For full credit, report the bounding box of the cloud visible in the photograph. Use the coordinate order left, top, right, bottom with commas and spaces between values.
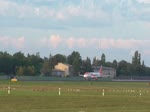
67, 5, 81, 16
1, 35, 150, 66
66, 37, 75, 48
12, 37, 25, 49
0, 36, 25, 49
137, 0, 150, 4
1, 0, 150, 29
0, 0, 110, 21
41, 35, 62, 49
40, 35, 150, 53
49, 35, 62, 48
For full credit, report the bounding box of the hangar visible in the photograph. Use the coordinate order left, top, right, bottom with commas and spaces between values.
92, 66, 116, 78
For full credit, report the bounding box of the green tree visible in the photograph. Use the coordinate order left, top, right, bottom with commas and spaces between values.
145, 67, 150, 76
105, 62, 113, 67
112, 60, 117, 68
132, 51, 141, 65
142, 61, 145, 66
135, 65, 145, 76
92, 57, 100, 66
117, 60, 130, 76
67, 51, 82, 76
13, 51, 26, 66
16, 66, 24, 76
49, 54, 67, 69
41, 57, 52, 76
101, 53, 106, 65
26, 53, 43, 75
81, 57, 93, 74
0, 52, 13, 75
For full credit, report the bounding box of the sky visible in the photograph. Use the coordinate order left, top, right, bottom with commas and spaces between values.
0, 0, 150, 66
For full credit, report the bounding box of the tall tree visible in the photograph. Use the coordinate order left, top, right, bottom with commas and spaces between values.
81, 57, 93, 74
132, 51, 141, 65
142, 61, 145, 66
41, 58, 52, 76
67, 51, 82, 76
101, 53, 106, 65
0, 52, 13, 75
13, 51, 26, 66
27, 53, 43, 75
92, 57, 100, 66
117, 60, 130, 76
112, 60, 118, 68
49, 54, 66, 69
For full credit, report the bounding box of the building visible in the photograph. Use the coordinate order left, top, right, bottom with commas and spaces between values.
52, 63, 73, 77
92, 66, 116, 78
51, 69, 65, 77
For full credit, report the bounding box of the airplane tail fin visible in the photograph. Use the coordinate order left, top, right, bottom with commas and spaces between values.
99, 65, 102, 75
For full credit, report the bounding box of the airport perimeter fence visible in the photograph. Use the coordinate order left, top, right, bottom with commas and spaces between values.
0, 76, 82, 81
1, 75, 150, 81
114, 76, 150, 80
0, 75, 112, 81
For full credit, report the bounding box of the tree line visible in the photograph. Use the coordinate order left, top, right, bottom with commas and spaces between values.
0, 51, 150, 77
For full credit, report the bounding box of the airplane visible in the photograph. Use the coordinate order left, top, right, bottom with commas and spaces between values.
80, 65, 109, 80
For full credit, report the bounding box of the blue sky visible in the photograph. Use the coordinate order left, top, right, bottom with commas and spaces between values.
0, 0, 150, 66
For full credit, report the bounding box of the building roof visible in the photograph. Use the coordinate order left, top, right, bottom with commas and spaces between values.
61, 63, 72, 67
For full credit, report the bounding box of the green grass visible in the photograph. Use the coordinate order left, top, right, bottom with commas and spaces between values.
0, 81, 150, 112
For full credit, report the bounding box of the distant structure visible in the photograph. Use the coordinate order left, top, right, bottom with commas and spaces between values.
52, 63, 73, 77
11, 77, 18, 82
92, 66, 116, 78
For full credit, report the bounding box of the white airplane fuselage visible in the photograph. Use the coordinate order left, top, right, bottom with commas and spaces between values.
83, 72, 101, 80
81, 66, 110, 80
83, 72, 110, 80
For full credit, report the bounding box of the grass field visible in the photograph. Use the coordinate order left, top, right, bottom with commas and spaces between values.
0, 81, 150, 112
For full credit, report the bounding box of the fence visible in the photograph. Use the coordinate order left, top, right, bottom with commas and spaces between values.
0, 75, 112, 81
114, 76, 150, 80
0, 75, 83, 81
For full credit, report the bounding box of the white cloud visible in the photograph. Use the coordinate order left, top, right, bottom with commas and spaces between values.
2, 0, 150, 28
41, 35, 62, 49
1, 35, 150, 65
55, 11, 67, 20
49, 35, 62, 48
67, 6, 81, 16
12, 37, 25, 49
40, 35, 150, 53
0, 0, 150, 23
0, 36, 9, 46
0, 36, 25, 49
0, 1, 11, 15
0, 0, 110, 21
137, 0, 150, 4
76, 38, 87, 48
66, 37, 75, 48
34, 8, 40, 16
